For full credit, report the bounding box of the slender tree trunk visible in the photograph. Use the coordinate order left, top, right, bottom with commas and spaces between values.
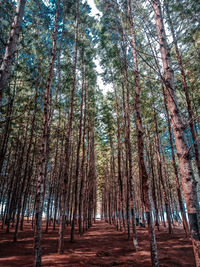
121, 55, 138, 245
13, 110, 31, 242
121, 81, 130, 239
163, 87, 189, 235
127, 0, 159, 264
70, 63, 84, 242
152, 1, 200, 264
34, 1, 60, 266
0, 0, 26, 104
78, 78, 87, 235
45, 182, 53, 234
164, 0, 200, 177
148, 141, 160, 230
151, 89, 173, 234
0, 94, 14, 173
58, 0, 79, 254
87, 128, 96, 229
113, 81, 126, 233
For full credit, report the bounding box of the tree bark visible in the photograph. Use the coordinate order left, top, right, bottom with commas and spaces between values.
113, 81, 126, 233
152, 0, 200, 264
70, 63, 85, 242
164, 0, 200, 178
0, 0, 26, 104
127, 0, 159, 264
34, 1, 60, 265
163, 86, 189, 236
78, 75, 87, 235
58, 0, 79, 254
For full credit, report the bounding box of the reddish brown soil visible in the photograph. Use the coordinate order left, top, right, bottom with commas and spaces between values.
0, 220, 195, 266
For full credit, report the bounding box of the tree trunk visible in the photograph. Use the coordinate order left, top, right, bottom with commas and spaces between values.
127, 0, 159, 264
78, 76, 87, 235
0, 0, 26, 104
58, 0, 79, 254
164, 0, 200, 177
70, 63, 84, 242
152, 0, 200, 264
34, 1, 60, 266
163, 86, 189, 236
113, 81, 126, 233
151, 89, 173, 234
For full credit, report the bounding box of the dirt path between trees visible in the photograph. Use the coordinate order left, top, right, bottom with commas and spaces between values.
0, 220, 195, 266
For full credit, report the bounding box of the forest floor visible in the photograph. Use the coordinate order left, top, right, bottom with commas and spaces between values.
0, 220, 195, 267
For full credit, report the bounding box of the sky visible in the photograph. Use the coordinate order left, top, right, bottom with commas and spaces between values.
86, 0, 111, 95
87, 0, 100, 17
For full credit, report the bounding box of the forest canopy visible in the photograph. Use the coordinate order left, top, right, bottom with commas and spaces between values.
0, 0, 199, 266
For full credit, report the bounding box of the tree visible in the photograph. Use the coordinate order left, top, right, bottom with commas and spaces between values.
34, 1, 60, 265
152, 0, 200, 264
0, 0, 26, 105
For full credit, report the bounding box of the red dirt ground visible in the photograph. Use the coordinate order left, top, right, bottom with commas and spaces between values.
0, 220, 195, 266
